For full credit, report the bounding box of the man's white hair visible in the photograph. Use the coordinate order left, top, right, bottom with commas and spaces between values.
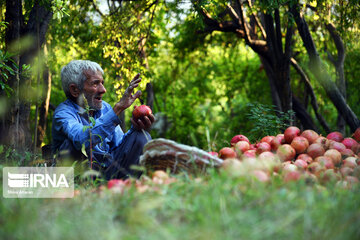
61, 60, 104, 98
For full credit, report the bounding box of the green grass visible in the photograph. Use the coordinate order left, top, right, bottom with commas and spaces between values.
1, 169, 359, 240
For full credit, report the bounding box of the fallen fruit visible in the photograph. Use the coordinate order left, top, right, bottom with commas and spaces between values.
327, 131, 344, 142
284, 126, 300, 144
301, 130, 319, 144
219, 147, 237, 159
231, 134, 250, 145
276, 144, 296, 162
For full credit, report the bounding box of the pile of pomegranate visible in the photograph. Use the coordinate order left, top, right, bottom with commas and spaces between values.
216, 127, 360, 187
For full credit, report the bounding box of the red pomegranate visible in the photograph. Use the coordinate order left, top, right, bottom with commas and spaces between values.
339, 148, 355, 158
284, 171, 302, 182
107, 179, 125, 189
340, 166, 354, 177
249, 144, 257, 150
132, 105, 152, 121
258, 151, 275, 161
315, 156, 334, 169
343, 157, 358, 168
243, 150, 256, 158
297, 153, 313, 164
321, 169, 341, 183
276, 144, 296, 162
327, 131, 344, 142
307, 143, 325, 159
314, 136, 330, 150
294, 159, 308, 170
234, 141, 250, 153
324, 149, 342, 165
308, 162, 324, 174
351, 143, 360, 154
230, 135, 250, 146
284, 126, 301, 144
260, 136, 275, 145
219, 147, 237, 160
329, 141, 346, 152
291, 136, 309, 154
270, 135, 285, 151
255, 142, 271, 155
353, 128, 360, 142
342, 138, 358, 149
301, 130, 319, 144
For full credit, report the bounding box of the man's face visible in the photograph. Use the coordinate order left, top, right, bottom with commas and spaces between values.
82, 70, 106, 111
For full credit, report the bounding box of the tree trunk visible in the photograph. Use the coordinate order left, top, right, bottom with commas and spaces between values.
291, 6, 360, 132
36, 65, 52, 147
262, 11, 294, 123
194, 2, 320, 129
1, 0, 53, 151
259, 57, 282, 112
2, 0, 23, 148
326, 23, 346, 134
292, 96, 318, 131
290, 58, 331, 132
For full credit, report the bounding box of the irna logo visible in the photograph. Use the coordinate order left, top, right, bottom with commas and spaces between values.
8, 172, 69, 188
3, 167, 74, 198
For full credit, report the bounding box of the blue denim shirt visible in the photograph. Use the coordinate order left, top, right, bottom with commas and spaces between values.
52, 99, 133, 167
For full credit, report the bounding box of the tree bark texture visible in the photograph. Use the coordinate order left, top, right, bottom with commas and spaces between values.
1, 0, 53, 150
291, 6, 360, 132
325, 23, 346, 134
194, 2, 318, 128
36, 65, 52, 147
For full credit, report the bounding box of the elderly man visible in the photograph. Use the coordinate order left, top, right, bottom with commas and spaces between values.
52, 60, 154, 179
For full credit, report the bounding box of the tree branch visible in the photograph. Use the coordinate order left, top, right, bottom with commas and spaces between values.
138, 0, 158, 56
263, 13, 278, 65
194, 4, 242, 34
291, 6, 359, 132
274, 8, 283, 55
234, 1, 251, 44
326, 22, 345, 67
92, 0, 104, 17
284, 18, 293, 62
246, 0, 266, 39
290, 58, 330, 132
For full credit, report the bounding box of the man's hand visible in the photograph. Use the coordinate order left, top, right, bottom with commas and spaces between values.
131, 114, 155, 131
113, 73, 142, 115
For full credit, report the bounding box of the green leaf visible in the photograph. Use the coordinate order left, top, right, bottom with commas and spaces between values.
89, 117, 96, 126
81, 144, 88, 158
82, 126, 90, 132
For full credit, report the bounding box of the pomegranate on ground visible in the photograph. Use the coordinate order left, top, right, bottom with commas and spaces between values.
301, 130, 319, 144
291, 136, 309, 154
276, 144, 296, 162
284, 126, 300, 144
327, 131, 344, 142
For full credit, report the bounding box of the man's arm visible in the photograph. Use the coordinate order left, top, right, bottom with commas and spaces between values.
113, 73, 142, 115
113, 73, 155, 130
53, 106, 121, 151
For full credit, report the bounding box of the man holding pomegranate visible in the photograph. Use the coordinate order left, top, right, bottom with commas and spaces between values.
52, 60, 155, 179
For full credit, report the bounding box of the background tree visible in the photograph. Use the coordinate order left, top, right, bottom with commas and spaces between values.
1, 0, 360, 153
189, 0, 359, 133
0, 0, 62, 151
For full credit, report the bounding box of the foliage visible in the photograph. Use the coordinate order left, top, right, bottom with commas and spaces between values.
246, 103, 295, 142
149, 39, 270, 149
0, 169, 359, 240
1, 0, 358, 150
0, 50, 16, 97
